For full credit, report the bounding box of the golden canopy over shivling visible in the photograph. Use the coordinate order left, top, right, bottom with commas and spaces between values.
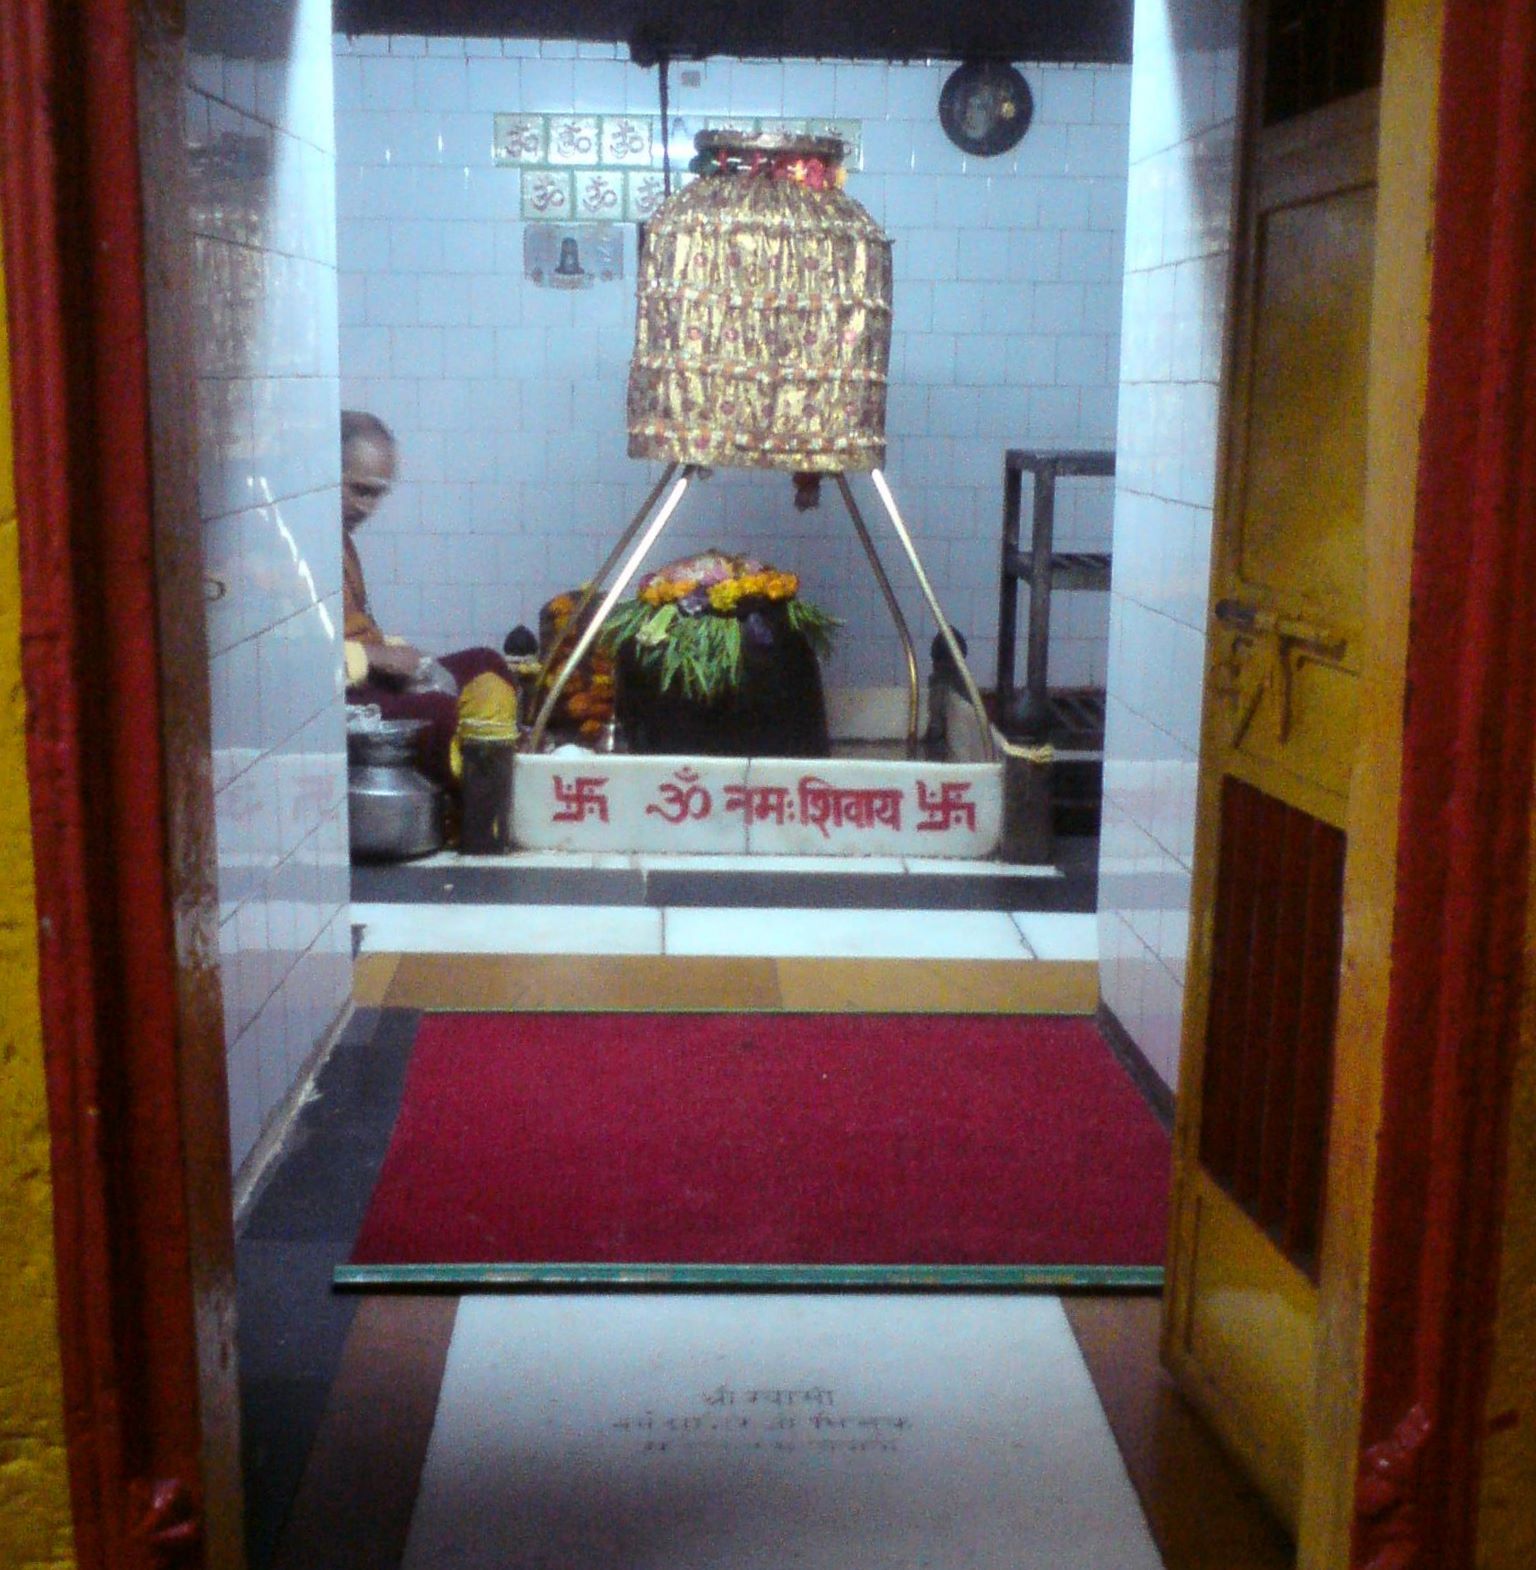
627, 132, 894, 473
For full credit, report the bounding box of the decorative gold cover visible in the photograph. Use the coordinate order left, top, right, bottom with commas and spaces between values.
627, 142, 894, 473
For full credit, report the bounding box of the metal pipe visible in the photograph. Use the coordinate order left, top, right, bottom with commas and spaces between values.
867, 468, 996, 762
540, 462, 679, 692
834, 473, 920, 754
528, 467, 696, 752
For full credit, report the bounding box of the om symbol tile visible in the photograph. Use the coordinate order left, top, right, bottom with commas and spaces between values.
601, 116, 652, 166
493, 113, 547, 165
521, 169, 572, 219
625, 171, 667, 222
576, 171, 624, 220
547, 115, 601, 165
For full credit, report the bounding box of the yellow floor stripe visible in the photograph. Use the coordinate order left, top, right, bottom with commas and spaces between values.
367, 952, 1098, 1015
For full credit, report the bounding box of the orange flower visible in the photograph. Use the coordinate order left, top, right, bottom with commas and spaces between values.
640, 576, 698, 607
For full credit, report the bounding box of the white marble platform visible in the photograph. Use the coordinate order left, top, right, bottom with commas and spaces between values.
512, 753, 1005, 858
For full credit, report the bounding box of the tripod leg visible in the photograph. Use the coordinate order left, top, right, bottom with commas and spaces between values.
553, 463, 679, 646
867, 469, 996, 762
834, 473, 920, 755
529, 467, 695, 751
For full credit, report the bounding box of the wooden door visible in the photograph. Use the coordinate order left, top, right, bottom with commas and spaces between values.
1162, 4, 1383, 1530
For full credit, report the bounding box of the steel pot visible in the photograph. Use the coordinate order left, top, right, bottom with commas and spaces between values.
347, 717, 444, 860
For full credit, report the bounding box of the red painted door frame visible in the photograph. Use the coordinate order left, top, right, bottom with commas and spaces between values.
1350, 2, 1536, 1566
0, 2, 219, 1567
0, 1, 1532, 1568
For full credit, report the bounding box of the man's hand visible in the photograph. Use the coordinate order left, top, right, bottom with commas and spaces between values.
366, 642, 427, 683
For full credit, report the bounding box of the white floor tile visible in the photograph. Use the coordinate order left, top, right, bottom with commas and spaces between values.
902, 857, 1061, 877
662, 907, 1032, 959
403, 1294, 1163, 1570
351, 902, 662, 955
409, 851, 633, 870
638, 853, 908, 874
1010, 912, 1101, 961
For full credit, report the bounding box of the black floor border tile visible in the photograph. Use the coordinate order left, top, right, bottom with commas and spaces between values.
644, 870, 1096, 911
351, 862, 648, 905
1096, 1000, 1176, 1132
237, 1005, 422, 1569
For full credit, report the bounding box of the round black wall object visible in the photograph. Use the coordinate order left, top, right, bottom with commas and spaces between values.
939, 61, 1034, 157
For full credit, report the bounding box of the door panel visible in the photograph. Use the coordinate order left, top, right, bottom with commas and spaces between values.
1183, 1176, 1318, 1524
1198, 778, 1346, 1279
1238, 186, 1376, 625
1164, 62, 1380, 1533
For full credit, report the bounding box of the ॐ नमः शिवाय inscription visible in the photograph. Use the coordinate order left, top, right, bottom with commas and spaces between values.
550, 769, 979, 837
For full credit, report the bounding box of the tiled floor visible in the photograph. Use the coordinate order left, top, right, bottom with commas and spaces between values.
237, 893, 1291, 1570
349, 838, 1097, 914
352, 901, 1100, 961
351, 838, 1099, 963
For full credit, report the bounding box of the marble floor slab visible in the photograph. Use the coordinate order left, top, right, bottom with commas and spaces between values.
1010, 912, 1102, 960
903, 856, 1060, 877
662, 906, 1035, 959
352, 905, 1076, 963
402, 1294, 1163, 1570
637, 853, 909, 874
351, 903, 664, 955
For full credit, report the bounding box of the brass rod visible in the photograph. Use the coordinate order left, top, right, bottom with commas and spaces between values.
528, 468, 695, 752
538, 462, 679, 693
834, 473, 920, 754
867, 468, 996, 762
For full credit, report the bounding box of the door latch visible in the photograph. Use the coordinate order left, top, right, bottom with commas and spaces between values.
1212, 598, 1348, 660
1211, 599, 1348, 747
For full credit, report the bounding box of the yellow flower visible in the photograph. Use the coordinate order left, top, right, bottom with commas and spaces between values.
699, 570, 802, 612
640, 576, 696, 607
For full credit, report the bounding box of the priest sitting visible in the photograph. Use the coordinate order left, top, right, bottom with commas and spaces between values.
341, 410, 515, 785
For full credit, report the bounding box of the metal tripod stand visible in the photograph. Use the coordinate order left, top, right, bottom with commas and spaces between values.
528, 463, 995, 762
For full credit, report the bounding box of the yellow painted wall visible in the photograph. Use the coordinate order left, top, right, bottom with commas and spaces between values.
0, 250, 77, 1568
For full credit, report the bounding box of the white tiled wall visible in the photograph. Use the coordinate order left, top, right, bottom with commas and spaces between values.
1097, 0, 1241, 1088
187, 0, 353, 1174
333, 38, 1130, 694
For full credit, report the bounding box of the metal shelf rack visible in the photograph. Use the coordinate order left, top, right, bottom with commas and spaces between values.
995, 447, 1116, 746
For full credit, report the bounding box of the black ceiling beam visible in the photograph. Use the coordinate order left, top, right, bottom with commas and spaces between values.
333, 2, 1133, 65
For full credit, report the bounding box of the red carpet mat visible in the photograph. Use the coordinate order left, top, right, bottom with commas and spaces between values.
345, 1013, 1170, 1283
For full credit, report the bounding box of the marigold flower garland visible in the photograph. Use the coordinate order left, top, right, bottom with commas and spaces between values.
601, 552, 838, 703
